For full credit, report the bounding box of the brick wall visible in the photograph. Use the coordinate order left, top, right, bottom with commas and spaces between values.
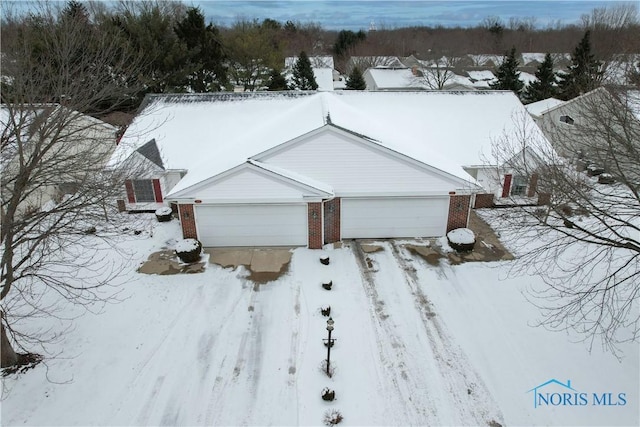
474, 193, 494, 209
446, 194, 471, 232
116, 199, 126, 212
178, 204, 198, 240
308, 202, 323, 249
323, 198, 341, 244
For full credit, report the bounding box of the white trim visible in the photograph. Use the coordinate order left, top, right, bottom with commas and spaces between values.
167, 161, 333, 199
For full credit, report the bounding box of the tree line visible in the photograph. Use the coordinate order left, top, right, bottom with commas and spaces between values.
2, 1, 639, 111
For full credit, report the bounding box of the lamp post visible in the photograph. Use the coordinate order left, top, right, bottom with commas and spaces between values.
324, 317, 335, 376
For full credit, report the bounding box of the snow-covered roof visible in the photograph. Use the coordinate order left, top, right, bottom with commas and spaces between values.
285, 56, 334, 69
467, 70, 496, 81
525, 98, 566, 117
312, 68, 335, 91
113, 91, 551, 196
364, 68, 423, 90
521, 53, 546, 65
468, 54, 504, 67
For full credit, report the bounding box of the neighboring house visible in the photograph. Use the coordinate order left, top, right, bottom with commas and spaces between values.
284, 56, 340, 91
346, 56, 404, 74
1, 104, 118, 212
362, 67, 425, 91
526, 88, 619, 157
528, 88, 640, 186
111, 91, 551, 248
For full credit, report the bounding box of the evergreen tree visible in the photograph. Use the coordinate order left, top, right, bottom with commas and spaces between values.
267, 68, 289, 91
346, 66, 366, 90
292, 51, 318, 90
174, 7, 227, 92
557, 30, 602, 100
523, 53, 558, 103
489, 46, 524, 96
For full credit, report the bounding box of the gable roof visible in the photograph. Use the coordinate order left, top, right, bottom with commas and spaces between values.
363, 68, 423, 90
525, 98, 566, 117
113, 91, 551, 195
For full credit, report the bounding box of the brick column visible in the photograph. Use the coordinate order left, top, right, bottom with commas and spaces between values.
323, 198, 341, 244
446, 194, 471, 232
178, 204, 198, 239
527, 173, 539, 197
116, 199, 126, 212
308, 202, 323, 249
501, 174, 512, 198
125, 180, 136, 203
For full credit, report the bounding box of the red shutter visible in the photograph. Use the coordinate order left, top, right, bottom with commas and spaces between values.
152, 179, 163, 202
501, 174, 512, 198
125, 180, 135, 203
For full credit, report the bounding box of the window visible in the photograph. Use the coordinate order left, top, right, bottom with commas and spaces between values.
133, 180, 155, 202
559, 115, 574, 125
511, 175, 528, 196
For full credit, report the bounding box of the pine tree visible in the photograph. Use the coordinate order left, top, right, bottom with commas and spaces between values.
346, 67, 366, 90
523, 53, 558, 103
557, 30, 602, 100
489, 46, 524, 96
292, 51, 318, 90
267, 68, 288, 91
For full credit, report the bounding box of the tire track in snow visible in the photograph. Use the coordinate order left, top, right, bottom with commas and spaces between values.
205, 280, 261, 426
352, 241, 440, 425
389, 241, 505, 426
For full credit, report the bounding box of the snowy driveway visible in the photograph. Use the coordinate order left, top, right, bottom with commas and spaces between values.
2, 221, 637, 426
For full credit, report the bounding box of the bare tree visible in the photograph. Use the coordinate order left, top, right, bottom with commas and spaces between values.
413, 56, 461, 90
1, 2, 149, 368
487, 87, 640, 353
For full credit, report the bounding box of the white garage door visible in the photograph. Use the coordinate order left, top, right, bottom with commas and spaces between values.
195, 204, 307, 247
341, 197, 449, 239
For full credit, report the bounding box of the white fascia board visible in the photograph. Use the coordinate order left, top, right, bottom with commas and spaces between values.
167, 161, 333, 200
180, 198, 312, 205
336, 191, 453, 198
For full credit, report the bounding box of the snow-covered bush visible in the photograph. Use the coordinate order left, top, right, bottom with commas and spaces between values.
598, 173, 615, 184
320, 255, 330, 265
175, 238, 203, 263
322, 280, 333, 290
321, 387, 336, 401
155, 206, 173, 222
446, 228, 476, 252
320, 305, 331, 316
323, 409, 343, 425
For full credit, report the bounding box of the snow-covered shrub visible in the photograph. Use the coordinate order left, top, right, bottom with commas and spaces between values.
586, 164, 605, 176
319, 359, 336, 378
446, 228, 476, 252
323, 409, 343, 425
320, 255, 330, 265
598, 173, 615, 184
175, 238, 203, 263
321, 387, 336, 401
320, 305, 331, 316
155, 206, 173, 222
322, 280, 333, 290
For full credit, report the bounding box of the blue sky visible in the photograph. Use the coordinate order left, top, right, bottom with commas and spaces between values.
189, 0, 629, 30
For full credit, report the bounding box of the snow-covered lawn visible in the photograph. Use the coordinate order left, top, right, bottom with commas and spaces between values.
2, 215, 638, 426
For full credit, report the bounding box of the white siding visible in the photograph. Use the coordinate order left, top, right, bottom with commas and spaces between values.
196, 204, 307, 247
257, 130, 457, 195
341, 197, 449, 238
186, 168, 312, 201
